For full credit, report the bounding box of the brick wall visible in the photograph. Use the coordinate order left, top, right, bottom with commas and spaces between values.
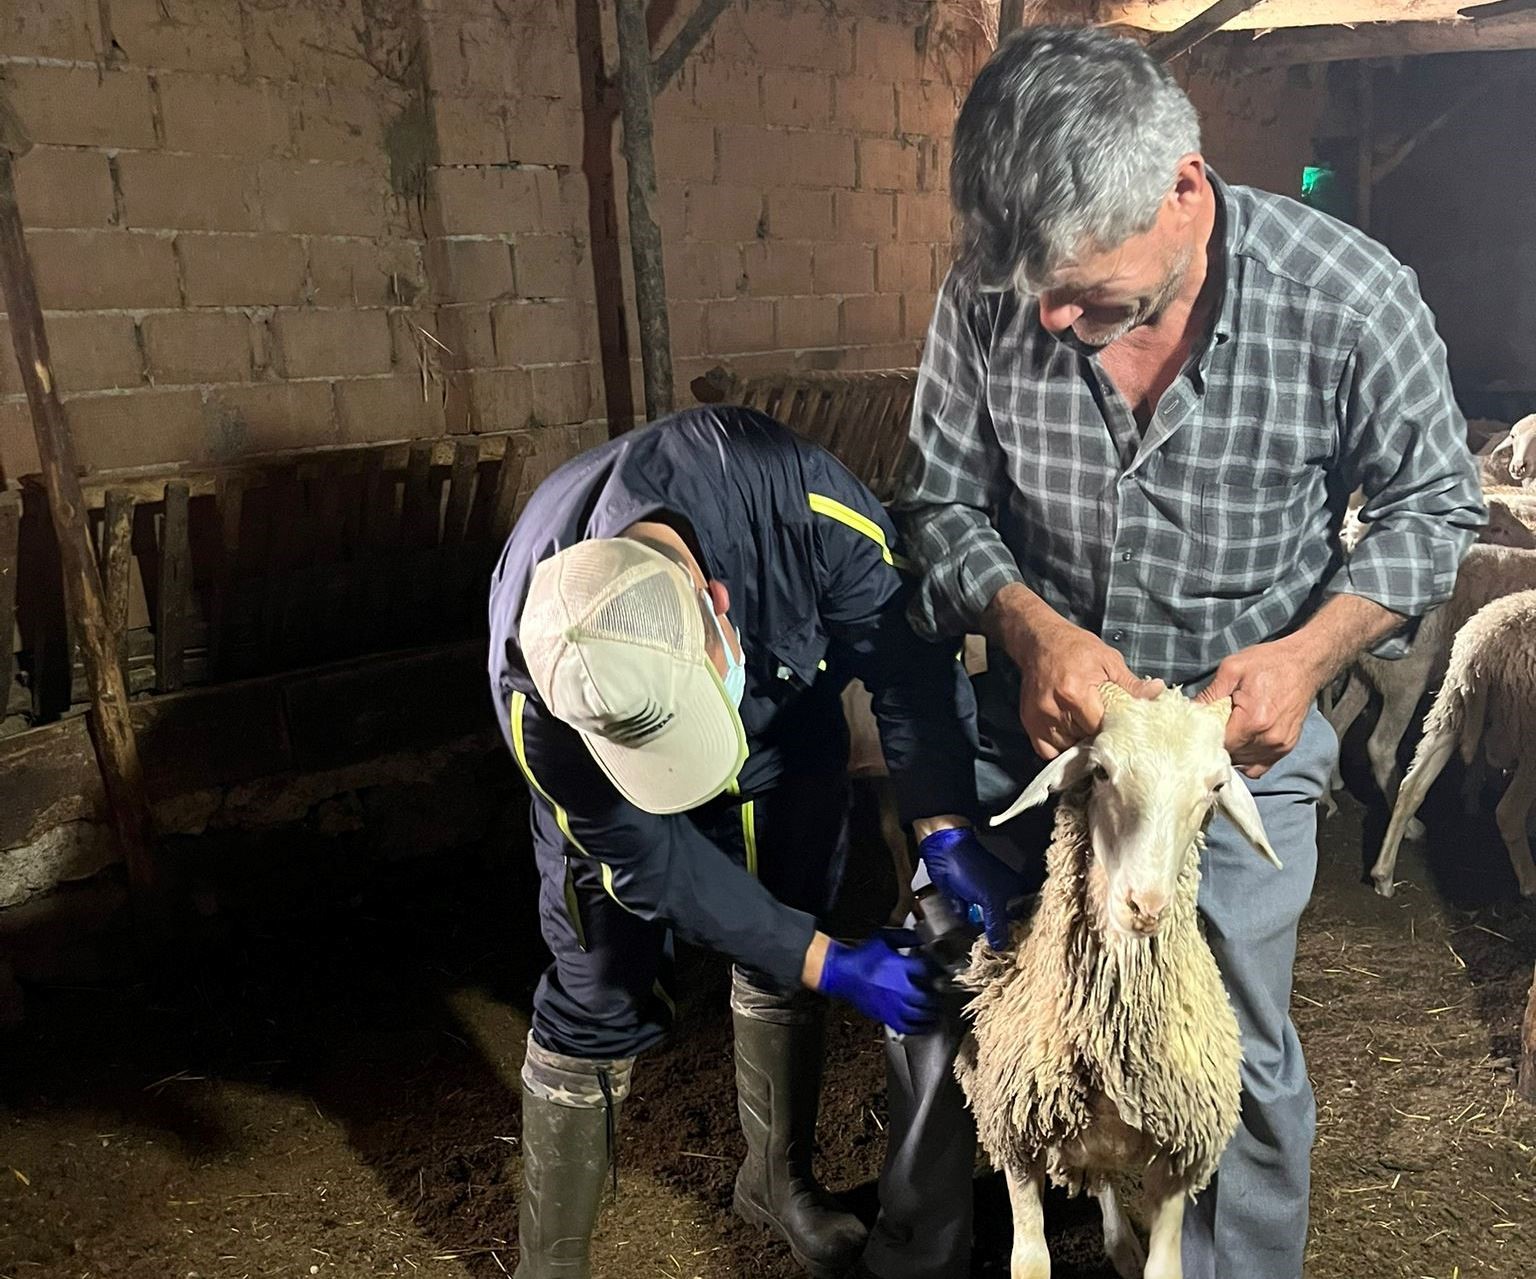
0, 0, 987, 486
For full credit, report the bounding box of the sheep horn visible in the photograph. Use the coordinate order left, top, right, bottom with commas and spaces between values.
1214, 766, 1283, 869
1098, 681, 1133, 711
990, 743, 1095, 827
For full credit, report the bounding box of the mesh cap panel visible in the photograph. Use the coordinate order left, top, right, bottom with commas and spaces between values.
586, 569, 696, 653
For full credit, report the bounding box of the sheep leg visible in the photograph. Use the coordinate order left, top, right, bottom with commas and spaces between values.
1094, 1180, 1145, 1279
1004, 1162, 1050, 1279
1461, 753, 1489, 815
1367, 684, 1427, 842
1322, 672, 1370, 813
1494, 757, 1536, 898
1141, 1158, 1185, 1279
1371, 723, 1457, 898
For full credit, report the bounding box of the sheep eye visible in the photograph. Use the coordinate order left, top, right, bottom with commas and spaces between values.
1212, 780, 1226, 794
1092, 765, 1109, 782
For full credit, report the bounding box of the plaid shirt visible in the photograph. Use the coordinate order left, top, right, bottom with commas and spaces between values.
896, 175, 1484, 683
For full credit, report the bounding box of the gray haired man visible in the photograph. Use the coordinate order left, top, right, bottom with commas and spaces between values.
863, 25, 1484, 1279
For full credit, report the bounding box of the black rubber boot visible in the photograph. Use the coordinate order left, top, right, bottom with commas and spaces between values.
730, 971, 869, 1278
514, 1038, 631, 1279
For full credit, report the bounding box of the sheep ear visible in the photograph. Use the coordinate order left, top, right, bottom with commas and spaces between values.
1203, 695, 1234, 726
990, 744, 1094, 827
1214, 766, 1283, 869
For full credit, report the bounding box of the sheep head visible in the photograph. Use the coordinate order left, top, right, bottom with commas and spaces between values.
1509, 414, 1536, 486
990, 684, 1279, 939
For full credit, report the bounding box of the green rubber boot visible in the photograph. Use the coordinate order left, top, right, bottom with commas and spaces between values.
730, 971, 869, 1278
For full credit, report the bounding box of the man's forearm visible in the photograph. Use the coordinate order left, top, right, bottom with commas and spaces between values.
1287, 593, 1405, 686
981, 580, 1061, 660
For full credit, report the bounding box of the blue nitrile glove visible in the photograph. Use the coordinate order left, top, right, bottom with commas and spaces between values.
920, 826, 1027, 950
817, 930, 941, 1035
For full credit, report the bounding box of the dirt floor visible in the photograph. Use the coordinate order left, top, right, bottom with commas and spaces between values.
3, 764, 1536, 1279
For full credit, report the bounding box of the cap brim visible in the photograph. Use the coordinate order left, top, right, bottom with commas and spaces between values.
578, 659, 748, 815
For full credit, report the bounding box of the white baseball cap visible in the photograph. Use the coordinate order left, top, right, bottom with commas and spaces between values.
520, 538, 748, 815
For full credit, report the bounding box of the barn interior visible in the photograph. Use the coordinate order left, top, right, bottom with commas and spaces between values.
1, 1, 1535, 1276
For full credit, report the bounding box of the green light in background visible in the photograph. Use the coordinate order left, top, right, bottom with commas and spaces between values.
1301, 165, 1334, 199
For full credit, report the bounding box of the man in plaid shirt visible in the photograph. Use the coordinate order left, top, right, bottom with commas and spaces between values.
861, 26, 1484, 1279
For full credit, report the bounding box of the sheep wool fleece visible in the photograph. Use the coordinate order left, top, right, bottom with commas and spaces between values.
862, 707, 1336, 1279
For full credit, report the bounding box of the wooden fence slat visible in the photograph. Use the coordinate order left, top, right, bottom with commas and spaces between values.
490, 437, 529, 544
155, 480, 191, 693
101, 488, 135, 685
443, 441, 479, 547
208, 476, 243, 680
261, 476, 299, 670
0, 490, 18, 720
400, 443, 435, 548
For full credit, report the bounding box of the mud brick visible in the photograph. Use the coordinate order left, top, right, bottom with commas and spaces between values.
902, 292, 939, 340
812, 243, 875, 294
199, 381, 338, 457
763, 71, 832, 129
177, 233, 307, 307
689, 60, 763, 124
739, 241, 814, 296
334, 375, 445, 444
0, 399, 42, 477
778, 132, 857, 189
835, 190, 897, 243
258, 161, 394, 238
837, 340, 920, 371
243, 2, 390, 89
272, 309, 394, 379
669, 300, 706, 359
0, 314, 142, 394
14, 148, 115, 229
432, 304, 497, 368
117, 152, 260, 232
308, 238, 423, 308
431, 95, 512, 166
897, 82, 958, 137
140, 311, 254, 385
4, 64, 156, 148
669, 242, 734, 300
109, 0, 246, 74
858, 137, 919, 192
460, 368, 534, 433
0, 0, 100, 60
716, 125, 785, 186
835, 77, 899, 135
686, 185, 764, 242
66, 389, 208, 471
875, 243, 935, 294
733, 4, 852, 74
492, 300, 591, 365
30, 230, 180, 309
840, 293, 902, 344
425, 237, 515, 303
505, 99, 582, 167
897, 193, 954, 244
765, 189, 834, 242
157, 73, 290, 156
706, 298, 773, 353
432, 166, 555, 236
852, 21, 926, 81
529, 363, 592, 427
775, 296, 839, 349
289, 83, 396, 163
513, 235, 586, 300
654, 119, 718, 184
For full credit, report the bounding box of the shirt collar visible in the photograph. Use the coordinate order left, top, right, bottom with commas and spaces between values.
1207, 168, 1242, 348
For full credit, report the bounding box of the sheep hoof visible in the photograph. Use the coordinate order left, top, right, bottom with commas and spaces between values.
1371, 873, 1397, 899
1105, 1234, 1146, 1279
1010, 1243, 1052, 1279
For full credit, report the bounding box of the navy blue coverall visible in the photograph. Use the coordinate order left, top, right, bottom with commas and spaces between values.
487, 407, 978, 1060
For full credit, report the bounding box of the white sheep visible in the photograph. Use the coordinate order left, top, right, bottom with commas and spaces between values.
1478, 414, 1536, 489
1372, 589, 1536, 897
1325, 543, 1536, 840
956, 684, 1279, 1279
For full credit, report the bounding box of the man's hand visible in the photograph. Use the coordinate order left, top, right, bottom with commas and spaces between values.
984, 583, 1163, 758
1198, 594, 1403, 776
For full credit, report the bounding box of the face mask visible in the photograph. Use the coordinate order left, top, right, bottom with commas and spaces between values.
702, 593, 746, 708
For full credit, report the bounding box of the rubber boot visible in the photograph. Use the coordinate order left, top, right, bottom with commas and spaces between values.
514, 1036, 633, 1279
730, 969, 868, 1278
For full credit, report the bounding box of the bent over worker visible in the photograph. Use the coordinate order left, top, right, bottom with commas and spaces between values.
487, 405, 986, 1279
866, 26, 1485, 1279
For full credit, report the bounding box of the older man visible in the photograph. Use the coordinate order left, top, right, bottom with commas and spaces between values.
864, 25, 1484, 1279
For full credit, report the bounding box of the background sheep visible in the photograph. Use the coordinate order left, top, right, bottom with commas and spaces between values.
957, 684, 1279, 1279
1477, 414, 1536, 489
1372, 589, 1536, 897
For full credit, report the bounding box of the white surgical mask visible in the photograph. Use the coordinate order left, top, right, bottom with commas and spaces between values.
702, 593, 746, 708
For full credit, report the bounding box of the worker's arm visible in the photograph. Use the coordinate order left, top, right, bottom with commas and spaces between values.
1325, 264, 1484, 643
891, 269, 1025, 641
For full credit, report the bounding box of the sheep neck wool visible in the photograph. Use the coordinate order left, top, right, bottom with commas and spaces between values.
957, 796, 1242, 1197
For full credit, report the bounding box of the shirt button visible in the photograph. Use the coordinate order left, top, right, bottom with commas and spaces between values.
1121, 551, 1132, 562
1111, 629, 1125, 643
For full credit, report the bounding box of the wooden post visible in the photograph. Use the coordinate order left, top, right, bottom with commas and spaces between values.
1520, 961, 1536, 1103
998, 0, 1031, 37
0, 490, 18, 723
1355, 62, 1374, 233
1147, 0, 1269, 62
0, 98, 157, 893
615, 0, 675, 422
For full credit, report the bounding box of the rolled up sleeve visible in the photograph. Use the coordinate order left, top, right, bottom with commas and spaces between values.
1329, 265, 1484, 656
894, 271, 1023, 640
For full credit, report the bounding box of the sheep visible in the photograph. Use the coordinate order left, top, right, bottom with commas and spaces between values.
1324, 543, 1536, 841
956, 683, 1279, 1279
1371, 589, 1536, 898
1478, 414, 1536, 489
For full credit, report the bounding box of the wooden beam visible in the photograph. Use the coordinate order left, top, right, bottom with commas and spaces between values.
0, 490, 18, 721
616, 0, 675, 422
999, 0, 1033, 37
0, 101, 157, 894
1148, 0, 1269, 61
652, 0, 734, 91
1371, 85, 1487, 185
1206, 12, 1536, 68
155, 480, 191, 693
